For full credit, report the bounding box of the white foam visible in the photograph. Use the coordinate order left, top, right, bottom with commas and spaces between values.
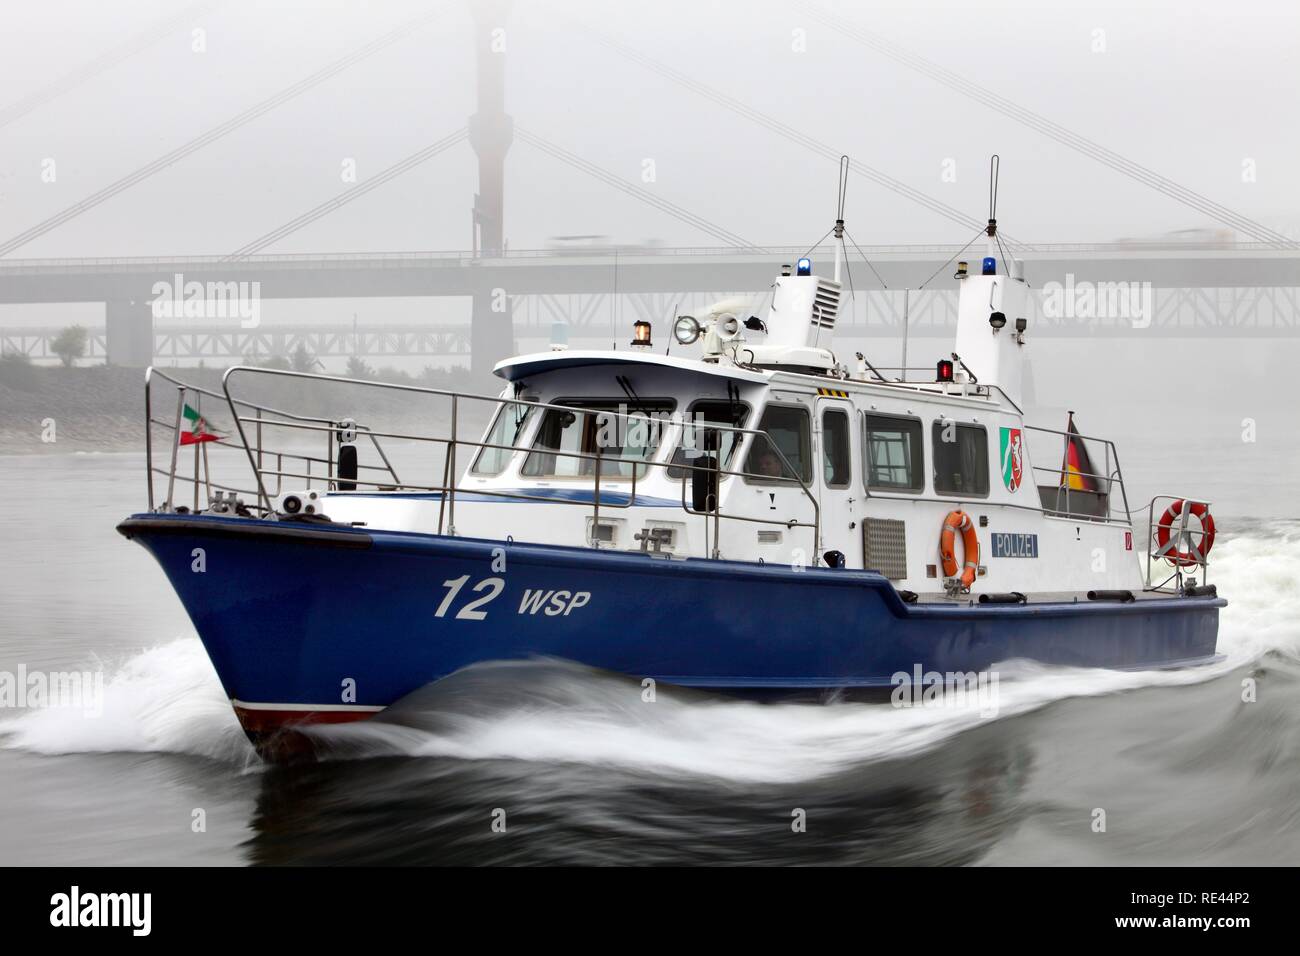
0, 637, 256, 766
310, 524, 1300, 781
4, 524, 1295, 779
1201, 522, 1300, 665
304, 651, 1249, 783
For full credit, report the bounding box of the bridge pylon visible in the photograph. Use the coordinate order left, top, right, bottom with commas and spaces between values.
105, 298, 154, 367
467, 0, 516, 374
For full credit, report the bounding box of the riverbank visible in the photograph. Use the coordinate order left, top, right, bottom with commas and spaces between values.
0, 363, 485, 454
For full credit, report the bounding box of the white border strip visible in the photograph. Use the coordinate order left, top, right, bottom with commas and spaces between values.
231, 698, 385, 713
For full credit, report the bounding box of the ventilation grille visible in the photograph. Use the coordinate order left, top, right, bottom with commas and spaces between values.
863, 518, 908, 580
810, 278, 841, 330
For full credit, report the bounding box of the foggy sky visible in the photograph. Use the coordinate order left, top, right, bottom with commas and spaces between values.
2, 0, 1297, 262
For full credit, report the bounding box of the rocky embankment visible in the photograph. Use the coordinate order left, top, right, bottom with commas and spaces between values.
0, 365, 190, 452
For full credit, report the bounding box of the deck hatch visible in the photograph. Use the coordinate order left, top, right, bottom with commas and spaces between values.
863, 518, 908, 579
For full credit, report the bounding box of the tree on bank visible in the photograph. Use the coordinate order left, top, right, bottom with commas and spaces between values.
290, 343, 319, 373
346, 355, 374, 379
51, 325, 88, 367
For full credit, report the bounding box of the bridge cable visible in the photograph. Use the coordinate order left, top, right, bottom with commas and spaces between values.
515, 127, 762, 251
0, 8, 446, 258
555, 13, 1001, 243
796, 0, 1294, 248
227, 127, 468, 258
0, 0, 227, 130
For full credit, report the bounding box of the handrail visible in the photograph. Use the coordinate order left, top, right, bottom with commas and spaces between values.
143, 365, 822, 562
1022, 423, 1132, 523
1144, 494, 1214, 592
148, 364, 1137, 561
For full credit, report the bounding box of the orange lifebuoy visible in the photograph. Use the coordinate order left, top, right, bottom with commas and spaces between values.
940, 509, 979, 589
1155, 500, 1216, 568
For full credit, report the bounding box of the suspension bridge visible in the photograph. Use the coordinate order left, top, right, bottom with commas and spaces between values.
1, 0, 1296, 367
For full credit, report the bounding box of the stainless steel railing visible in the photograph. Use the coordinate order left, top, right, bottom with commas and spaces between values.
1021, 423, 1131, 525
143, 365, 821, 562
1144, 495, 1214, 592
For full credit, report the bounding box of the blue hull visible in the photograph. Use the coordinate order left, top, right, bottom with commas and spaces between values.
119, 514, 1222, 744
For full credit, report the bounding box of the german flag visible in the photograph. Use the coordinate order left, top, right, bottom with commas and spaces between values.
1060, 412, 1099, 492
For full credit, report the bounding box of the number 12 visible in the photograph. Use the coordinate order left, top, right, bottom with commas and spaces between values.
435, 575, 505, 620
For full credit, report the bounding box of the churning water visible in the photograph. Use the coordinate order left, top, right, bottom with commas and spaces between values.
1, 453, 1298, 865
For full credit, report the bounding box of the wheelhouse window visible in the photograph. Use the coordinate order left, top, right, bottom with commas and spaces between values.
472, 403, 535, 476
821, 409, 851, 488
744, 404, 812, 484
864, 414, 923, 492
522, 400, 673, 479
666, 401, 749, 480
932, 420, 990, 496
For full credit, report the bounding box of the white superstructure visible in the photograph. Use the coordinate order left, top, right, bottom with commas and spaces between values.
316, 248, 1150, 599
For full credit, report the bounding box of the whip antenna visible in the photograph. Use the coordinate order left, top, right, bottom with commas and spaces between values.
833, 154, 849, 283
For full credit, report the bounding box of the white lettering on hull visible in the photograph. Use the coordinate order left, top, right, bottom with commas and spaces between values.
518, 589, 592, 616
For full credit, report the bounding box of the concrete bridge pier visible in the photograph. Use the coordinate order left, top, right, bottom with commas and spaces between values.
105, 299, 154, 367
470, 279, 515, 377
467, 0, 515, 374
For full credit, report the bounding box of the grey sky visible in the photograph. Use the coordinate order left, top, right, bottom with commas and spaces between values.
1, 0, 1297, 259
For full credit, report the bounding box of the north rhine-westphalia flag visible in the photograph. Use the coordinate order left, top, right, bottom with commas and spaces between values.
180, 403, 219, 445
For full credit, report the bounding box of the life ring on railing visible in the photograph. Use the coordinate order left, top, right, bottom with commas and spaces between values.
1155, 500, 1216, 567
940, 509, 979, 589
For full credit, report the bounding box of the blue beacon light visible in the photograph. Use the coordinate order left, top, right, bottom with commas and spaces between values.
796, 257, 813, 276
982, 256, 996, 276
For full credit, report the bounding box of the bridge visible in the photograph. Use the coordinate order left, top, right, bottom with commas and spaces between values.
2, 2, 1297, 366
8, 247, 1298, 365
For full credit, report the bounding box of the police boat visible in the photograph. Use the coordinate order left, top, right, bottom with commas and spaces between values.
118, 193, 1224, 759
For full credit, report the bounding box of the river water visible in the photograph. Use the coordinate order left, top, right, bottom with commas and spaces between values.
0, 446, 1298, 866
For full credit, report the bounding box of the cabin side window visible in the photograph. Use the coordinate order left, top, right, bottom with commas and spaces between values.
931, 421, 990, 497
744, 404, 812, 483
864, 414, 924, 492
521, 400, 673, 479
472, 403, 536, 476
666, 401, 749, 480
821, 409, 852, 488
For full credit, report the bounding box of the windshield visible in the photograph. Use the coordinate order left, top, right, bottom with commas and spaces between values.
522, 401, 673, 478
666, 401, 749, 479
471, 403, 536, 475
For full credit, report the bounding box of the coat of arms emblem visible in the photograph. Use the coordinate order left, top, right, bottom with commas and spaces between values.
1000, 426, 1024, 492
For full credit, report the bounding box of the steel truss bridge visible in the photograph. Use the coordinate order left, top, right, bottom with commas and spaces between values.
7, 276, 1299, 364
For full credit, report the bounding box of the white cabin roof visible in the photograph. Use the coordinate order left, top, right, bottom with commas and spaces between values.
493, 349, 773, 385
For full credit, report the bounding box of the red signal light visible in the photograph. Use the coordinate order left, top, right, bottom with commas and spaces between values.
936, 359, 954, 382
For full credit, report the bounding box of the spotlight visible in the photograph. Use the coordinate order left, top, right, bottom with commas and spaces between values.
673, 315, 701, 345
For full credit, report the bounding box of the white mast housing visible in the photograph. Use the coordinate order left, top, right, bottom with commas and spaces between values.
744, 274, 841, 372
953, 259, 1029, 407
